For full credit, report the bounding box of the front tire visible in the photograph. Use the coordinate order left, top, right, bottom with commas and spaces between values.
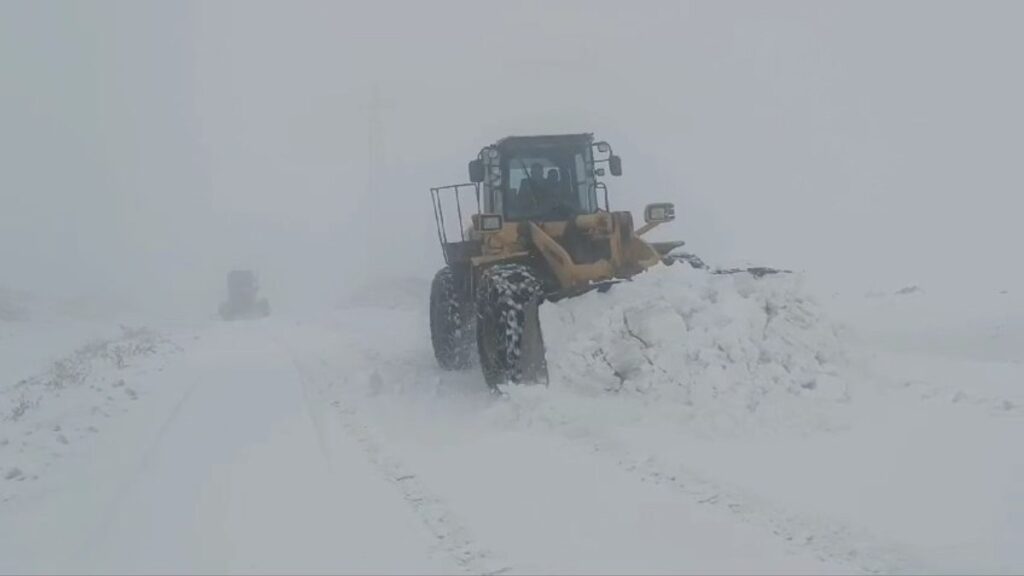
430, 266, 473, 369
476, 264, 548, 390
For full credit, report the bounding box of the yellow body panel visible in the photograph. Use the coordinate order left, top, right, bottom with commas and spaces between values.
469, 212, 664, 292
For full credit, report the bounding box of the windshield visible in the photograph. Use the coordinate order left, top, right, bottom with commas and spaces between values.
501, 146, 597, 221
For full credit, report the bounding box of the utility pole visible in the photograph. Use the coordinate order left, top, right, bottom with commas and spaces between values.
366, 83, 393, 196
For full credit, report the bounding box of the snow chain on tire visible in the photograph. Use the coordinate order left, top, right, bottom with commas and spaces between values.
476, 264, 547, 389
430, 266, 473, 369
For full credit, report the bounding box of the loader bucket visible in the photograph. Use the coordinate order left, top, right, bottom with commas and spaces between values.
664, 252, 791, 278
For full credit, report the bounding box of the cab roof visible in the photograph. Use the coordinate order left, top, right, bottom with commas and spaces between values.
493, 133, 594, 151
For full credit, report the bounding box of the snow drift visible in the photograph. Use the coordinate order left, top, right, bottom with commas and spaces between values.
1, 327, 180, 498
500, 264, 855, 436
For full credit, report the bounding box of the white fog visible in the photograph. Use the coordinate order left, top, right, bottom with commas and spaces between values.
2, 1, 1022, 574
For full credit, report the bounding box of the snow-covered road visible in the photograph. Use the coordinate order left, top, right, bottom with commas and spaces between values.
2, 267, 1022, 574
1, 322, 450, 574
0, 317, 842, 574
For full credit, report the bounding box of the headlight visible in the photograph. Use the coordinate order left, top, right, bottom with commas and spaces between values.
477, 214, 503, 232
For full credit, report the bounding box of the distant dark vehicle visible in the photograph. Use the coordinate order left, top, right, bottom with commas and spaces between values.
219, 270, 270, 320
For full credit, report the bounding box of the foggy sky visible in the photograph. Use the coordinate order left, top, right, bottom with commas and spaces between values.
2, 1, 1023, 318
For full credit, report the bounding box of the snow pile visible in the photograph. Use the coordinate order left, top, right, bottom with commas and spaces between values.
0, 326, 180, 495
524, 264, 854, 434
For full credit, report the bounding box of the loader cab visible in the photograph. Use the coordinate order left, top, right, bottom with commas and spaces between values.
470, 133, 622, 222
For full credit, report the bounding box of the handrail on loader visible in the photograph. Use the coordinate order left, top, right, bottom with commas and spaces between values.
430, 183, 480, 264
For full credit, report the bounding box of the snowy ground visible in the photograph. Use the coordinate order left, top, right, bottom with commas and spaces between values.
1, 265, 1021, 574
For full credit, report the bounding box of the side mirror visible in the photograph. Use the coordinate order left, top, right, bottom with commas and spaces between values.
468, 159, 484, 183
644, 202, 675, 224
609, 155, 622, 176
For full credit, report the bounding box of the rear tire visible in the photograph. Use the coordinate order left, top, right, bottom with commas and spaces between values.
430, 266, 473, 370
476, 264, 548, 390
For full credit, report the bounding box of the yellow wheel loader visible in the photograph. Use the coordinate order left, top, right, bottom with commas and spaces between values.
429, 134, 784, 389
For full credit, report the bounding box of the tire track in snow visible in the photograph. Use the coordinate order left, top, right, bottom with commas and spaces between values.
605, 445, 921, 574
282, 325, 905, 574
511, 409, 929, 575
295, 298, 919, 573
285, 350, 513, 576
88, 337, 201, 553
